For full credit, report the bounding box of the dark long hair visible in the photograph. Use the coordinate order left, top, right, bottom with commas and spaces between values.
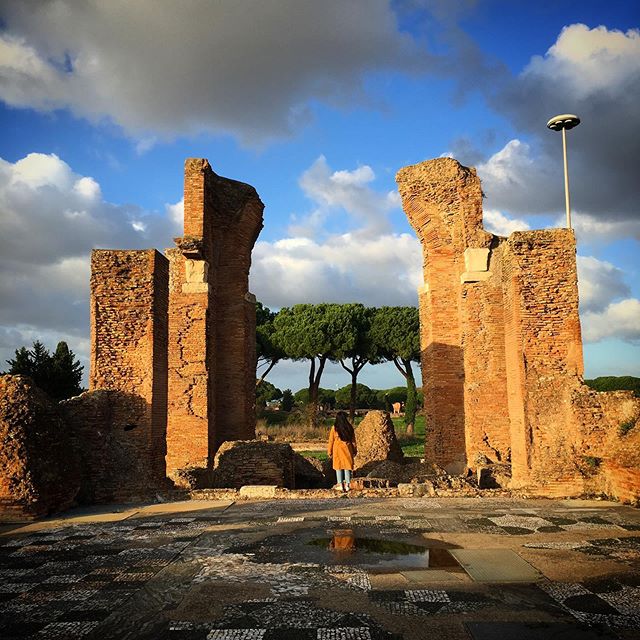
334, 411, 355, 442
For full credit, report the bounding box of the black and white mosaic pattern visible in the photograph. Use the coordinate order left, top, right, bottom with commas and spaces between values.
540, 577, 640, 631
0, 516, 213, 639
1, 499, 639, 639
168, 598, 401, 640
369, 588, 492, 616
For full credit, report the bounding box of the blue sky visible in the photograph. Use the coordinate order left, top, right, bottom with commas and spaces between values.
0, 0, 638, 393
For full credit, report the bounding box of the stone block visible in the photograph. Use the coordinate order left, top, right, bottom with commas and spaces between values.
239, 485, 278, 498
464, 247, 490, 272
460, 270, 492, 283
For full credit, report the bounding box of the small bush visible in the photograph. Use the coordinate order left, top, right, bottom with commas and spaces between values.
582, 455, 602, 469
619, 418, 636, 436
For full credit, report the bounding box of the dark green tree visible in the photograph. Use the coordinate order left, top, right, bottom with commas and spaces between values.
293, 387, 336, 410
370, 307, 421, 434
255, 379, 282, 413
5, 340, 83, 401
336, 304, 379, 421
6, 346, 33, 377
256, 302, 285, 386
273, 303, 359, 422
584, 376, 640, 397
50, 342, 84, 400
335, 383, 377, 410
280, 388, 294, 412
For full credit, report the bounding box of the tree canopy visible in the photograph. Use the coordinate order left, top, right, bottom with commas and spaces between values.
273, 303, 362, 419
369, 306, 421, 432
256, 302, 285, 385
5, 340, 84, 401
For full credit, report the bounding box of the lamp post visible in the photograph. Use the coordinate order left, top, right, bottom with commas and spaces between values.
547, 113, 580, 229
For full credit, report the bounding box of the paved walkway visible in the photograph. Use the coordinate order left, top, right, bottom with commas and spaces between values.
0, 496, 639, 639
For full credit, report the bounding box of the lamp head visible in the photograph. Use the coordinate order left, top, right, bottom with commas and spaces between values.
547, 114, 580, 131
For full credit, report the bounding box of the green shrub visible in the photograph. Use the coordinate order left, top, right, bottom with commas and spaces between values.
619, 418, 636, 436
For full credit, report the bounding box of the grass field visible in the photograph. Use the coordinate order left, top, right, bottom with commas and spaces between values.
267, 412, 426, 460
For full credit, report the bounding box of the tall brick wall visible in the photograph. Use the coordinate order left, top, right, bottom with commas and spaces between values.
501, 230, 584, 487
396, 159, 510, 473
396, 157, 639, 498
166, 159, 264, 479
90, 249, 168, 484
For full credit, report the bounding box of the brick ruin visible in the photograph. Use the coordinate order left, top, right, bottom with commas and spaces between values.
1, 154, 638, 519
397, 157, 640, 499
89, 158, 264, 488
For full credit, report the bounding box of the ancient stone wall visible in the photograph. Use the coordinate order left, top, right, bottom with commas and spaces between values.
397, 157, 640, 499
87, 159, 264, 490
0, 376, 80, 521
61, 390, 170, 504
397, 159, 510, 474
166, 159, 264, 480
90, 249, 168, 484
212, 441, 296, 488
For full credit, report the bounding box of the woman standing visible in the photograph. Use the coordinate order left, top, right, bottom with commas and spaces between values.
327, 411, 358, 492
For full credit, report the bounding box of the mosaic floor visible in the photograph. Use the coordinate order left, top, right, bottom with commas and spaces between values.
0, 497, 638, 639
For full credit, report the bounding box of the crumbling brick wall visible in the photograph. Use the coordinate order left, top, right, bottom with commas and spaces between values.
397, 159, 510, 474
166, 159, 264, 481
61, 390, 171, 504
212, 440, 296, 488
90, 249, 168, 485
0, 376, 80, 521
397, 157, 640, 500
88, 160, 264, 491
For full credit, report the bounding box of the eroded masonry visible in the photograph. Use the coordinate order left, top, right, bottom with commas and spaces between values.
90, 159, 264, 486
397, 158, 639, 499
2, 154, 639, 520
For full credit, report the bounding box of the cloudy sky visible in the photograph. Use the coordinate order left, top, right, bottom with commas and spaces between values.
0, 0, 638, 393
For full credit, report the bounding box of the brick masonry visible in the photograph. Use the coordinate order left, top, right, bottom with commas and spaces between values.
397, 157, 640, 501
166, 159, 264, 481
89, 249, 168, 487
89, 159, 264, 488
0, 375, 80, 520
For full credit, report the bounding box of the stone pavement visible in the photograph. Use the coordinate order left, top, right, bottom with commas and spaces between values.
0, 496, 639, 639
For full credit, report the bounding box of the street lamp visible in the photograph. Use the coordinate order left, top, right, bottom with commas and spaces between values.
547, 113, 580, 229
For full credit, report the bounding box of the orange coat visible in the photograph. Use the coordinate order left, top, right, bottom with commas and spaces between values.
327, 426, 357, 470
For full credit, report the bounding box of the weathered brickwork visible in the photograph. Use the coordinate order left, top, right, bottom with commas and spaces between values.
0, 376, 80, 521
90, 249, 168, 485
397, 157, 640, 501
61, 390, 171, 504
89, 159, 263, 489
166, 159, 264, 481
211, 441, 296, 489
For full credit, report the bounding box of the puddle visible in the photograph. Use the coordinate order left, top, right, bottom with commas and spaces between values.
307, 529, 459, 571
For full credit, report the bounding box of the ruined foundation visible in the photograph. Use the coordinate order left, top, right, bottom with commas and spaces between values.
397, 158, 639, 500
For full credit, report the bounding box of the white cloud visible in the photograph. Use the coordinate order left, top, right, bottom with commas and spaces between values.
0, 0, 424, 145
251, 232, 422, 309
524, 24, 640, 98
476, 139, 559, 216
253, 156, 419, 308
482, 208, 530, 237
488, 24, 640, 221
577, 256, 630, 314
582, 298, 640, 343
567, 213, 640, 244
0, 152, 182, 377
294, 156, 398, 237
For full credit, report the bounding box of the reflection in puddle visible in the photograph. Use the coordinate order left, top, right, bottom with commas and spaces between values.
308, 529, 459, 571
